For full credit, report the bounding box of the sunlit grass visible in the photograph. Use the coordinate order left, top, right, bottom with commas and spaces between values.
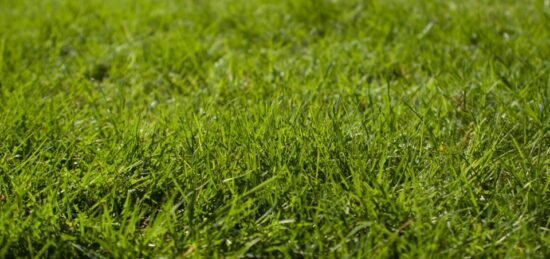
0, 0, 549, 257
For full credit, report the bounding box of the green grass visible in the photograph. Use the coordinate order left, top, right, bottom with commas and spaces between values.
1, 0, 549, 257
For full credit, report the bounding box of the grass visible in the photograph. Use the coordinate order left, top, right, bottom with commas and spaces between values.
0, 0, 549, 257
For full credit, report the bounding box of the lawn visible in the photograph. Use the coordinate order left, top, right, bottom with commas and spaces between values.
0, 0, 549, 257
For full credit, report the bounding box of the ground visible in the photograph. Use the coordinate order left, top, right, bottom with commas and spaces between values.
0, 0, 549, 257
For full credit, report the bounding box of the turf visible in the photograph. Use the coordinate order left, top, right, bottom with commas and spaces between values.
0, 0, 549, 257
